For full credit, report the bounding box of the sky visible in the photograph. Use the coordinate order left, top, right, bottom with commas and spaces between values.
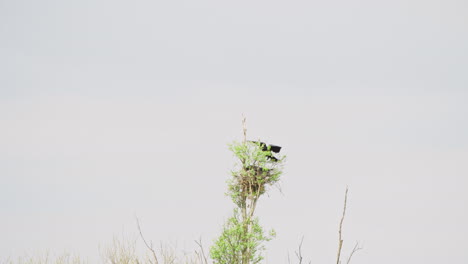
1, 0, 468, 263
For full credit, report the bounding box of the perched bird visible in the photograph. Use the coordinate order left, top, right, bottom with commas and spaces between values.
249, 141, 282, 161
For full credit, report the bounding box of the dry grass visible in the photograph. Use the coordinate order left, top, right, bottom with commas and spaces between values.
2, 252, 87, 264
100, 236, 208, 264
2, 238, 208, 264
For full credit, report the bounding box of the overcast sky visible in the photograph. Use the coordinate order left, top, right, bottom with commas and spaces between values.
1, 0, 467, 263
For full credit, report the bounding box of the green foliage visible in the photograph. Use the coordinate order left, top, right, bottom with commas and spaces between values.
210, 140, 285, 264
210, 209, 274, 264
227, 141, 284, 207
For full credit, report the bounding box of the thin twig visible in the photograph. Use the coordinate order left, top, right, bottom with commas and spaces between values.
346, 242, 362, 264
194, 237, 209, 264
295, 236, 304, 264
336, 186, 348, 264
242, 114, 247, 143
135, 216, 159, 264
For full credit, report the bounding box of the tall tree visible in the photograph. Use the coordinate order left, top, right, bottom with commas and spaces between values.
210, 118, 285, 264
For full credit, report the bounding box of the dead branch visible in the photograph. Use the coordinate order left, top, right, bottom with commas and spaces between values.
135, 216, 159, 264
194, 237, 209, 264
346, 242, 362, 264
242, 115, 247, 143
336, 186, 348, 264
295, 236, 304, 264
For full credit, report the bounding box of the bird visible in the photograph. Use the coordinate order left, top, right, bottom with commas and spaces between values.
249, 141, 282, 161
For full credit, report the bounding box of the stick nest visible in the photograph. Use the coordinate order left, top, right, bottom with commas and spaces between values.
236, 165, 274, 196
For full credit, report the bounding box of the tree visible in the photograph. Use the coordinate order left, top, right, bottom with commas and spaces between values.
210, 117, 285, 264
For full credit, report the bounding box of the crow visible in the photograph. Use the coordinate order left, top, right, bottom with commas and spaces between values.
249, 141, 282, 161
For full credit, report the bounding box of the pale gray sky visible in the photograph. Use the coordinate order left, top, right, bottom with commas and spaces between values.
1, 0, 467, 263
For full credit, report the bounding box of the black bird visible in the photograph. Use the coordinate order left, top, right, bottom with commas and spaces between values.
249, 141, 282, 161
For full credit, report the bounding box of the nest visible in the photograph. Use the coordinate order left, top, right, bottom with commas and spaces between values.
237, 165, 273, 196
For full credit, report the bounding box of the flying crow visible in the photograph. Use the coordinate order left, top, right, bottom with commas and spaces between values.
249, 141, 282, 162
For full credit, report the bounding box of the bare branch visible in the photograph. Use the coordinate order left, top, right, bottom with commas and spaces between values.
194, 237, 209, 264
346, 242, 362, 264
242, 115, 247, 143
135, 216, 159, 264
336, 186, 349, 264
294, 236, 304, 264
